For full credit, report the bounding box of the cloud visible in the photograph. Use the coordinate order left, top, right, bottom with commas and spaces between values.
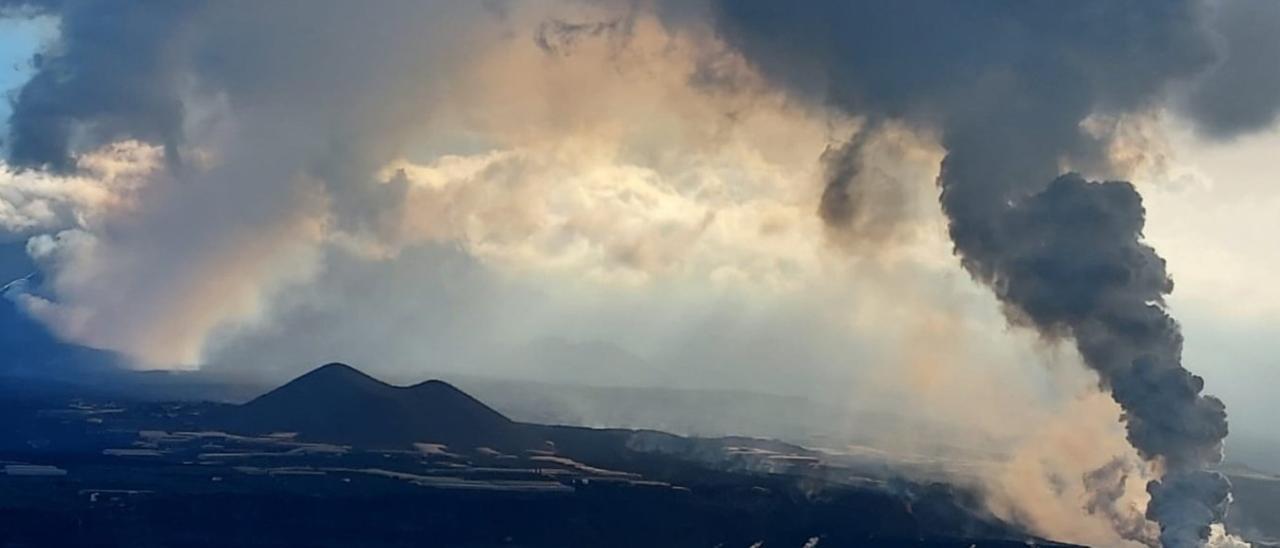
1, 3, 1275, 544
0, 142, 157, 237
1181, 0, 1280, 138
0, 0, 516, 365
687, 1, 1267, 545
1, 0, 850, 365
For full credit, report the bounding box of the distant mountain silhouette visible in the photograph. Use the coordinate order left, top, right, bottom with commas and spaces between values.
216, 363, 543, 451
1, 275, 124, 379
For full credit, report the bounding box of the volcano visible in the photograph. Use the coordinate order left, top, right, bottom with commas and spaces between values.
217, 363, 542, 451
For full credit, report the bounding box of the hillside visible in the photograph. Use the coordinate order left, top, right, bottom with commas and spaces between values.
216, 363, 542, 451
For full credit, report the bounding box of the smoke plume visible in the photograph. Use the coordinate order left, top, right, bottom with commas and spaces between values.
0, 0, 506, 365
693, 1, 1269, 546
1, 1, 1277, 545
1182, 0, 1280, 138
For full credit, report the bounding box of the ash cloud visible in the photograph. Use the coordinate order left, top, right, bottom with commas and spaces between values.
817, 130, 894, 240
1, 1, 195, 172
1183, 0, 1280, 138
0, 1, 1275, 544
0, 0, 508, 365
535, 18, 627, 56
815, 125, 931, 251
1084, 458, 1159, 544
692, 1, 1266, 546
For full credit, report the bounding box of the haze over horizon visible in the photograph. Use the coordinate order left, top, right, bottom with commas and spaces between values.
1, 2, 1279, 547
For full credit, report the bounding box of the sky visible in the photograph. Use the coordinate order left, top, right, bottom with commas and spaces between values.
1147, 127, 1280, 442
0, 2, 1277, 546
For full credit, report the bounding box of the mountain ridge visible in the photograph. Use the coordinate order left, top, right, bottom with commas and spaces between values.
217, 362, 541, 451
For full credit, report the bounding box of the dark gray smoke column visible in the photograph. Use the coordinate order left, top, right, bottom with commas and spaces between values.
967, 172, 1231, 546
698, 1, 1244, 546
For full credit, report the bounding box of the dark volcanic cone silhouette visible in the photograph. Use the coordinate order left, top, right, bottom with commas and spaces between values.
218, 363, 541, 451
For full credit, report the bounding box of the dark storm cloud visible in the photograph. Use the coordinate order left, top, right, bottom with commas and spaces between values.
693, 1, 1245, 545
